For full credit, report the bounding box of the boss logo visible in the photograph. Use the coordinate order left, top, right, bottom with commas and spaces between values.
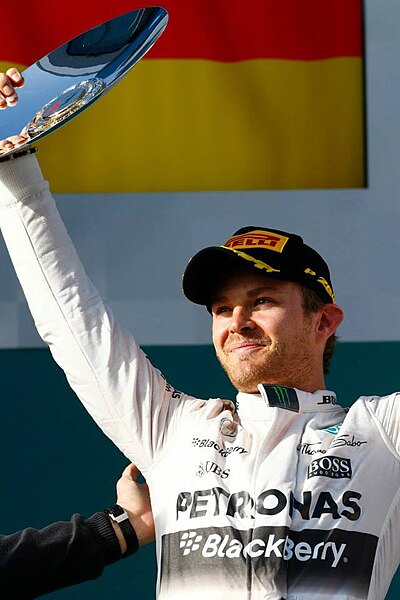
308, 456, 352, 479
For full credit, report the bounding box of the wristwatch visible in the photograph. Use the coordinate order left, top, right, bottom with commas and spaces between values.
105, 504, 139, 557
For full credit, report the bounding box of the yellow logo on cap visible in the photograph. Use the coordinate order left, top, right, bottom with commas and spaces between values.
226, 249, 281, 273
304, 268, 335, 302
224, 230, 289, 253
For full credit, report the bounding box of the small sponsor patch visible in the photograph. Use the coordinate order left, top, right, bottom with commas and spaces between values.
263, 385, 299, 412
325, 424, 342, 435
331, 435, 367, 449
317, 395, 337, 405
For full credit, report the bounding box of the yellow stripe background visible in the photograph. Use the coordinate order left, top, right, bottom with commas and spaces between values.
1, 58, 364, 193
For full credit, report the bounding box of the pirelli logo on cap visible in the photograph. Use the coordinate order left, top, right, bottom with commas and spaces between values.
224, 230, 289, 253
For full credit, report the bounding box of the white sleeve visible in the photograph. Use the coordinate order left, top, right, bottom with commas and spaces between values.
366, 392, 400, 456
0, 154, 198, 474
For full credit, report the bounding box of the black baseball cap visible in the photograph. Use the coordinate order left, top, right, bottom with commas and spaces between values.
182, 226, 335, 306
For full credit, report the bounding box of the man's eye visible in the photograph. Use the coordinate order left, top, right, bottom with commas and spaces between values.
254, 297, 272, 306
214, 306, 230, 315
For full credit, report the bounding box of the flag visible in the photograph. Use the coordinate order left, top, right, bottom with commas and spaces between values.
1, 0, 364, 193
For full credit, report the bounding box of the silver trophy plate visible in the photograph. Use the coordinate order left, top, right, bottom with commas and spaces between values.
0, 6, 168, 156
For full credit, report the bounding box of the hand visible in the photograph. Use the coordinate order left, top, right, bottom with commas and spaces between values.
0, 68, 29, 155
116, 463, 155, 547
0, 68, 24, 109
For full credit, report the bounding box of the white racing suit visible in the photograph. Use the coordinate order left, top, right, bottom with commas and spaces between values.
0, 156, 400, 600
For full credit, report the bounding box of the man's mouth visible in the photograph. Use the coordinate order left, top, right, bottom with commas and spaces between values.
228, 341, 267, 354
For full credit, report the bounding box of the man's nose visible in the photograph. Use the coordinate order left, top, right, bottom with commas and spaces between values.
229, 306, 256, 333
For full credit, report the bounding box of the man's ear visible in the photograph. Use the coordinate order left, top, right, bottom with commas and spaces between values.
316, 303, 344, 341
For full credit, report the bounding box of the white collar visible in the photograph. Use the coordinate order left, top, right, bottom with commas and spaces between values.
236, 384, 339, 419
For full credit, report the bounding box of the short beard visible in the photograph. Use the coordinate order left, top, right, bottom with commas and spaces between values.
216, 330, 315, 393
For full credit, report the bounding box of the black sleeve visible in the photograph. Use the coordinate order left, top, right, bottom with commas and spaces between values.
0, 511, 124, 598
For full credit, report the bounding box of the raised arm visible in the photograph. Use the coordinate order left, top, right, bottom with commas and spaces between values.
0, 73, 199, 474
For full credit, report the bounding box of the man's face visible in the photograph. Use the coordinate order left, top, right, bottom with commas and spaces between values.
211, 270, 322, 393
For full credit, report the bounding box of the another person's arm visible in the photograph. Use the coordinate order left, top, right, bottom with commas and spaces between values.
0, 464, 154, 598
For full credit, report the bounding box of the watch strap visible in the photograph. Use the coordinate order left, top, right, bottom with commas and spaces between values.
105, 503, 139, 557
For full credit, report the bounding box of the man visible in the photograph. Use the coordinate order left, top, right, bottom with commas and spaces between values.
0, 70, 399, 600
1, 461, 154, 598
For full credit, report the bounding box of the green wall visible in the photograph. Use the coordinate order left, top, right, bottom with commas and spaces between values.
1, 341, 399, 598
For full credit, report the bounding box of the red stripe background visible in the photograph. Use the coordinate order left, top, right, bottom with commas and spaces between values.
4, 0, 362, 66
